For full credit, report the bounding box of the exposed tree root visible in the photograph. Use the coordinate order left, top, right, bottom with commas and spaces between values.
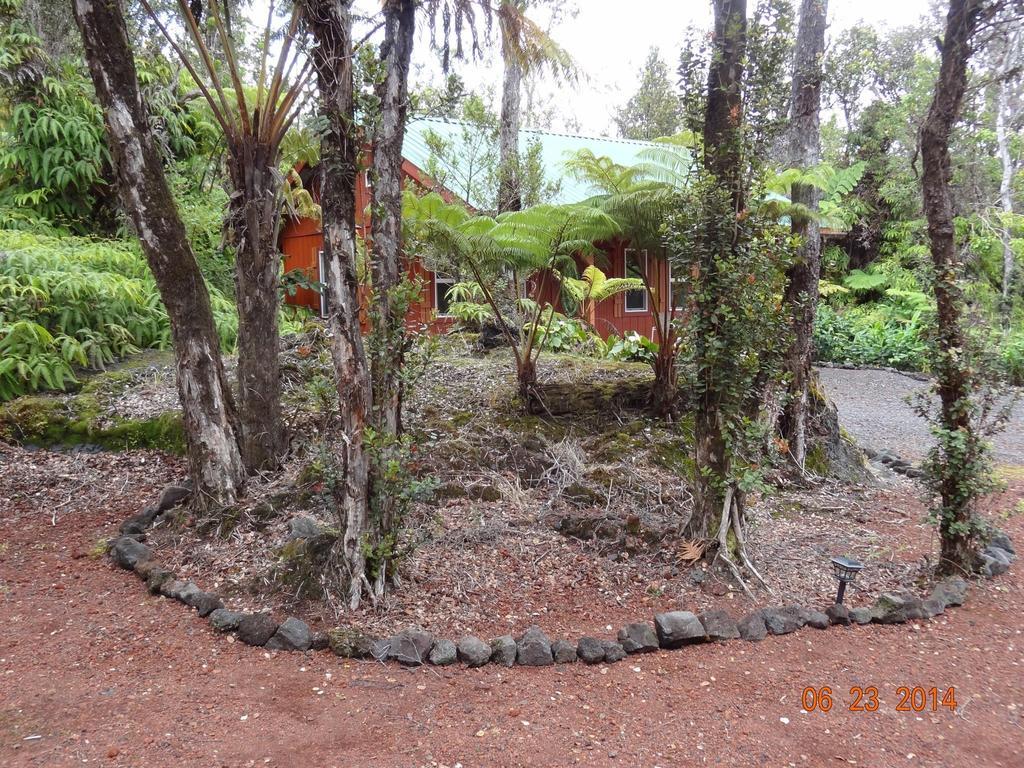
713, 484, 774, 599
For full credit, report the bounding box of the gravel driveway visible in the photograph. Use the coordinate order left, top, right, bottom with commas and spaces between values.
819, 366, 1024, 465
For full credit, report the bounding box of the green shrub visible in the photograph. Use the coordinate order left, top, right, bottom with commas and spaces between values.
814, 304, 930, 371
605, 331, 659, 364
0, 230, 238, 400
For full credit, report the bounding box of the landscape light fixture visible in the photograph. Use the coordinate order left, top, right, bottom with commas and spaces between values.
830, 556, 864, 605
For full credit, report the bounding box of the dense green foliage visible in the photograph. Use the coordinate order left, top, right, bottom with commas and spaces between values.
0, 230, 239, 400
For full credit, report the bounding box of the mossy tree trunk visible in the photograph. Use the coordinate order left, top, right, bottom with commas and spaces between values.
688, 0, 747, 538
920, 0, 986, 575
368, 0, 415, 444
72, 0, 246, 508
780, 0, 827, 467
306, 0, 375, 610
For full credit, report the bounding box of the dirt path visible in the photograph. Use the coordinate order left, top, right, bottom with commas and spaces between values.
818, 366, 1024, 464
3, 369, 1024, 767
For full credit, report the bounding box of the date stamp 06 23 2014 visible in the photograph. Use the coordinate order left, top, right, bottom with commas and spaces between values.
800, 686, 958, 713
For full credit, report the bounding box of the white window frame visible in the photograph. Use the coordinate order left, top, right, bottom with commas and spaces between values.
317, 249, 329, 318
624, 248, 649, 313
669, 260, 686, 312
434, 272, 456, 317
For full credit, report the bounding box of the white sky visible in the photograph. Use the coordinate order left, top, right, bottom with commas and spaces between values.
253, 0, 937, 136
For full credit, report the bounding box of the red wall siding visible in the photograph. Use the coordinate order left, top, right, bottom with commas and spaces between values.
279, 166, 671, 340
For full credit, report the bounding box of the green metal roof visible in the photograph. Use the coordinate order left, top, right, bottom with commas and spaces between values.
402, 117, 661, 209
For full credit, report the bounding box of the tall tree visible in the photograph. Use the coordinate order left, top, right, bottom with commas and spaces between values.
494, 1, 574, 213
614, 47, 682, 140
140, 0, 311, 472
994, 27, 1021, 309
689, 0, 747, 537
71, 0, 246, 506
368, 0, 415, 441
919, 0, 989, 574
779, 0, 827, 467
305, 0, 375, 608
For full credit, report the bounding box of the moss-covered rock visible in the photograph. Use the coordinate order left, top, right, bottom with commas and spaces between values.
0, 388, 185, 453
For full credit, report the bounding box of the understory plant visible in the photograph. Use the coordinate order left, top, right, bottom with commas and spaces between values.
404, 191, 619, 406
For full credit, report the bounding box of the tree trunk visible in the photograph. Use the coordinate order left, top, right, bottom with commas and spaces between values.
688, 406, 728, 539
226, 142, 284, 472
519, 355, 538, 409
369, 0, 415, 439
72, 0, 246, 508
498, 34, 523, 214
689, 0, 747, 537
996, 30, 1019, 312
307, 0, 374, 610
780, 0, 827, 466
650, 346, 679, 419
704, 0, 747, 213
920, 0, 985, 575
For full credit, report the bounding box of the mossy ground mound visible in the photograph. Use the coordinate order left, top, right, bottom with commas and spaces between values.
0, 352, 186, 453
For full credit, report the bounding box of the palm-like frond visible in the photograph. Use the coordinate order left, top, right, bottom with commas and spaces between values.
497, 2, 576, 80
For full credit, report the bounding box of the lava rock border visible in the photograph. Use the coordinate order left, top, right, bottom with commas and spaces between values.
108, 482, 1017, 669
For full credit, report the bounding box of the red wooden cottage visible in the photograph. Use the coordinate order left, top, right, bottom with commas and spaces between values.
279, 118, 678, 339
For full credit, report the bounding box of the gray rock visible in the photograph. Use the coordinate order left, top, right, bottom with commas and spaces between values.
986, 545, 1014, 566
617, 622, 659, 653
157, 483, 192, 512
921, 597, 945, 618
209, 608, 245, 632
145, 567, 174, 595
119, 505, 160, 535
237, 613, 278, 646
159, 579, 187, 599
976, 552, 1009, 578
457, 636, 492, 668
602, 641, 627, 663
489, 635, 517, 667
989, 530, 1015, 555
654, 611, 707, 648
930, 576, 968, 608
288, 515, 324, 541
800, 608, 831, 630
761, 606, 803, 635
737, 612, 767, 641
849, 607, 873, 625
266, 617, 312, 651
699, 610, 740, 641
111, 537, 151, 570
389, 628, 434, 666
904, 468, 925, 479
516, 625, 554, 666
429, 639, 457, 666
310, 632, 330, 651
901, 594, 927, 621
551, 639, 577, 663
174, 581, 203, 606
825, 604, 850, 626
329, 628, 379, 659
871, 593, 910, 624
577, 636, 606, 664
369, 638, 391, 661
190, 592, 224, 618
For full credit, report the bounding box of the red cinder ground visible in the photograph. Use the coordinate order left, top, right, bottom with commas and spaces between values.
1, 443, 1022, 767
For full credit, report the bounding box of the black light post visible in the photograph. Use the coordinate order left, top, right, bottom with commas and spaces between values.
830, 556, 864, 605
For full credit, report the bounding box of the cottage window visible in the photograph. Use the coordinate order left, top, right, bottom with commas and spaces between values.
434, 273, 456, 316
624, 248, 648, 312
670, 261, 687, 311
